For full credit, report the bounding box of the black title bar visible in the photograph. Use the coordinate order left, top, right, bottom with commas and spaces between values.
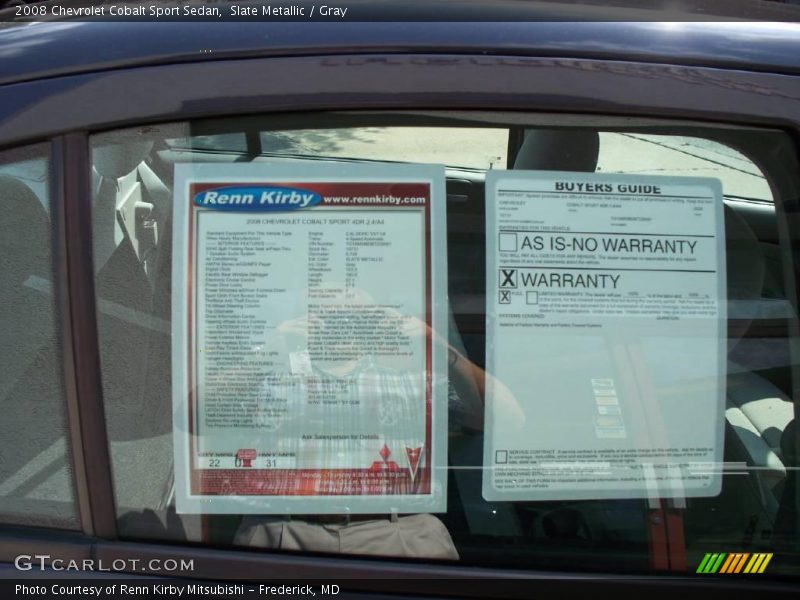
5, 577, 800, 600
4, 0, 800, 23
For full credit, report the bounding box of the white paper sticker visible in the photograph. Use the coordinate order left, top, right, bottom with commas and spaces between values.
484, 171, 726, 501
172, 162, 448, 514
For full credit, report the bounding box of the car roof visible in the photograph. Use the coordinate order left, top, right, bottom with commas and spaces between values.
0, 21, 799, 87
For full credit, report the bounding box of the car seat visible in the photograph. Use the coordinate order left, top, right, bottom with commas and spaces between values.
0, 175, 72, 526
509, 128, 794, 529
93, 140, 202, 540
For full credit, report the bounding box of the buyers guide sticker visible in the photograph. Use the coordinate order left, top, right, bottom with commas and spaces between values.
483, 171, 726, 501
172, 162, 448, 514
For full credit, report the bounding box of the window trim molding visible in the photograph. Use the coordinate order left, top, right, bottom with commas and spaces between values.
2, 55, 800, 152
53, 133, 117, 539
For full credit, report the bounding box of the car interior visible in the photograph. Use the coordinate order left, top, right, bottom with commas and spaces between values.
0, 168, 73, 529
1, 112, 798, 573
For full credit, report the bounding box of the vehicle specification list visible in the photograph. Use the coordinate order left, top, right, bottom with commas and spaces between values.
483, 172, 726, 501
196, 211, 421, 437
172, 163, 448, 514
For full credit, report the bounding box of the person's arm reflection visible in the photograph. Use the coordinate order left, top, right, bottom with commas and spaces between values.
279, 292, 526, 433
394, 309, 526, 432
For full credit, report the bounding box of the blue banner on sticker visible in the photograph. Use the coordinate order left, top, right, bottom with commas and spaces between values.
193, 186, 322, 211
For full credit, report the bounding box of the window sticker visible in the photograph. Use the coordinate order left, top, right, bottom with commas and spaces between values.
172, 163, 448, 514
483, 172, 726, 501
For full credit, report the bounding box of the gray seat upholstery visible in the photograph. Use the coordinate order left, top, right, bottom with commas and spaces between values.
513, 129, 600, 172
722, 204, 793, 518
0, 175, 53, 404
0, 175, 74, 527
92, 140, 203, 541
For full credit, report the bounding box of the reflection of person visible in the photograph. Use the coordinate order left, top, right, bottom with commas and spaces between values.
233, 285, 522, 560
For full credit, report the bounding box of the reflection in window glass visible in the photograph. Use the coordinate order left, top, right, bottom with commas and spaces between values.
166, 133, 247, 153
597, 134, 772, 201
93, 121, 799, 577
259, 127, 508, 170
0, 144, 78, 529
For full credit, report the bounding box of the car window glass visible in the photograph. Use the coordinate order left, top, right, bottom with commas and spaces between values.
165, 133, 247, 153
91, 120, 799, 575
597, 133, 772, 202
0, 144, 78, 530
258, 127, 509, 170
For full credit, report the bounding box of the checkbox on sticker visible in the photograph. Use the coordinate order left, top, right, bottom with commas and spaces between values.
526, 291, 538, 305
495, 450, 508, 464
499, 233, 518, 252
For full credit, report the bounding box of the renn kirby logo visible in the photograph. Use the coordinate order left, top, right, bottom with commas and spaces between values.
193, 186, 322, 211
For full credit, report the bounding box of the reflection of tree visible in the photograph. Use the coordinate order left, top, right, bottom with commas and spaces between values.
261, 128, 382, 156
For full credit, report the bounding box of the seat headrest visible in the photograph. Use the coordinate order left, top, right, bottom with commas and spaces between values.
0, 175, 49, 288
780, 419, 796, 465
724, 203, 765, 352
92, 140, 154, 180
513, 129, 600, 172
725, 203, 765, 306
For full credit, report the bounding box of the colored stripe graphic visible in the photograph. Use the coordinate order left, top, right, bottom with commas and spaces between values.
733, 553, 750, 573
719, 554, 736, 573
709, 553, 726, 573
696, 553, 714, 573
701, 553, 722, 573
744, 554, 760, 574
757, 553, 773, 573
720, 553, 739, 573
697, 553, 773, 574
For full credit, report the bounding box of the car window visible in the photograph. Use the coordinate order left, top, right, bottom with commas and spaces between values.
90, 119, 799, 575
166, 129, 768, 201
166, 133, 248, 154
168, 127, 509, 170
597, 134, 772, 202
0, 144, 78, 530
258, 127, 509, 170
